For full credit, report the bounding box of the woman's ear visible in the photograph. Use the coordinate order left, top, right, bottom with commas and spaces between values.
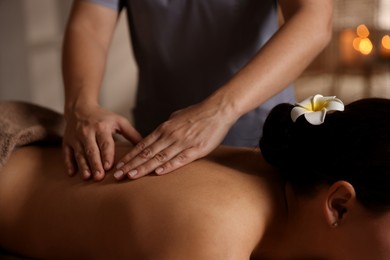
323, 181, 356, 228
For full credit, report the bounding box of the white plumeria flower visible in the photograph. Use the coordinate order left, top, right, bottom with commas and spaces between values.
291, 94, 344, 125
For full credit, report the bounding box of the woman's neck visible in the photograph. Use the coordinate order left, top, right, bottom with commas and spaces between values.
251, 186, 331, 260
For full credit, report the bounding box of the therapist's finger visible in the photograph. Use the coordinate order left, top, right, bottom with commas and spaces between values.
154, 148, 200, 175
73, 142, 92, 180
123, 145, 199, 179
113, 133, 170, 180
117, 117, 143, 144
63, 144, 76, 176
82, 136, 105, 181
115, 130, 162, 168
119, 142, 178, 180
96, 132, 115, 171
116, 129, 202, 179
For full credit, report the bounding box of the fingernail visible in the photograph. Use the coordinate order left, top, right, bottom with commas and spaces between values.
128, 169, 138, 178
155, 167, 164, 175
116, 162, 124, 169
114, 170, 124, 179
67, 168, 74, 176
83, 170, 91, 179
95, 171, 101, 177
104, 161, 111, 170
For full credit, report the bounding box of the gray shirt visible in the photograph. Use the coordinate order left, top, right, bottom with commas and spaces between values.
88, 0, 295, 147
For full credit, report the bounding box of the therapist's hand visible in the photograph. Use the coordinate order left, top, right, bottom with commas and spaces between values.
63, 104, 142, 181
113, 99, 236, 180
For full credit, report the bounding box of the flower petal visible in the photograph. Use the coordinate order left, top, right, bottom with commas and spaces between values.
296, 95, 320, 111
290, 94, 345, 125
291, 106, 310, 122
324, 98, 344, 112
311, 94, 324, 111
304, 109, 327, 125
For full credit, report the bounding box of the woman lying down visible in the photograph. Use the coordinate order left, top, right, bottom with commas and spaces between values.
0, 95, 389, 259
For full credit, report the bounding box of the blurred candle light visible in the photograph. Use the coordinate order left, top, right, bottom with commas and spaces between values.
382, 35, 390, 49
351, 24, 374, 56
356, 24, 370, 38
359, 38, 373, 55
380, 35, 390, 57
353, 37, 361, 51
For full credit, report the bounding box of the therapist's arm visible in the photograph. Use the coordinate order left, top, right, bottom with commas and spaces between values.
62, 0, 141, 181
113, 0, 333, 180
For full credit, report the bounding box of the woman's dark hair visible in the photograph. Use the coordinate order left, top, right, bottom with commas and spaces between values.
260, 98, 390, 212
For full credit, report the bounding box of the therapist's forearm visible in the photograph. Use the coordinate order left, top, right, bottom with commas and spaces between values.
63, 28, 104, 114
206, 0, 333, 119
62, 1, 118, 116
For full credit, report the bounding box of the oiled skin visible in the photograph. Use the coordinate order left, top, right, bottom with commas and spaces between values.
0, 143, 284, 259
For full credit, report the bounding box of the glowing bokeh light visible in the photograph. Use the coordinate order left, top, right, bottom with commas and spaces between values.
352, 37, 361, 51
382, 35, 390, 50
359, 38, 373, 55
356, 24, 370, 38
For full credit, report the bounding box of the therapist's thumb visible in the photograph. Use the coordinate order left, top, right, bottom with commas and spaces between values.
117, 117, 142, 144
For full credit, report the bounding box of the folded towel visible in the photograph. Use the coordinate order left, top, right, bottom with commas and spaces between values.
0, 101, 65, 170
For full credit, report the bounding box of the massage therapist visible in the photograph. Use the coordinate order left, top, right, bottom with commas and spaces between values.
62, 0, 333, 181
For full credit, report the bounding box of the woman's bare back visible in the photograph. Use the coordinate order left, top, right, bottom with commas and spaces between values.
0, 143, 284, 259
